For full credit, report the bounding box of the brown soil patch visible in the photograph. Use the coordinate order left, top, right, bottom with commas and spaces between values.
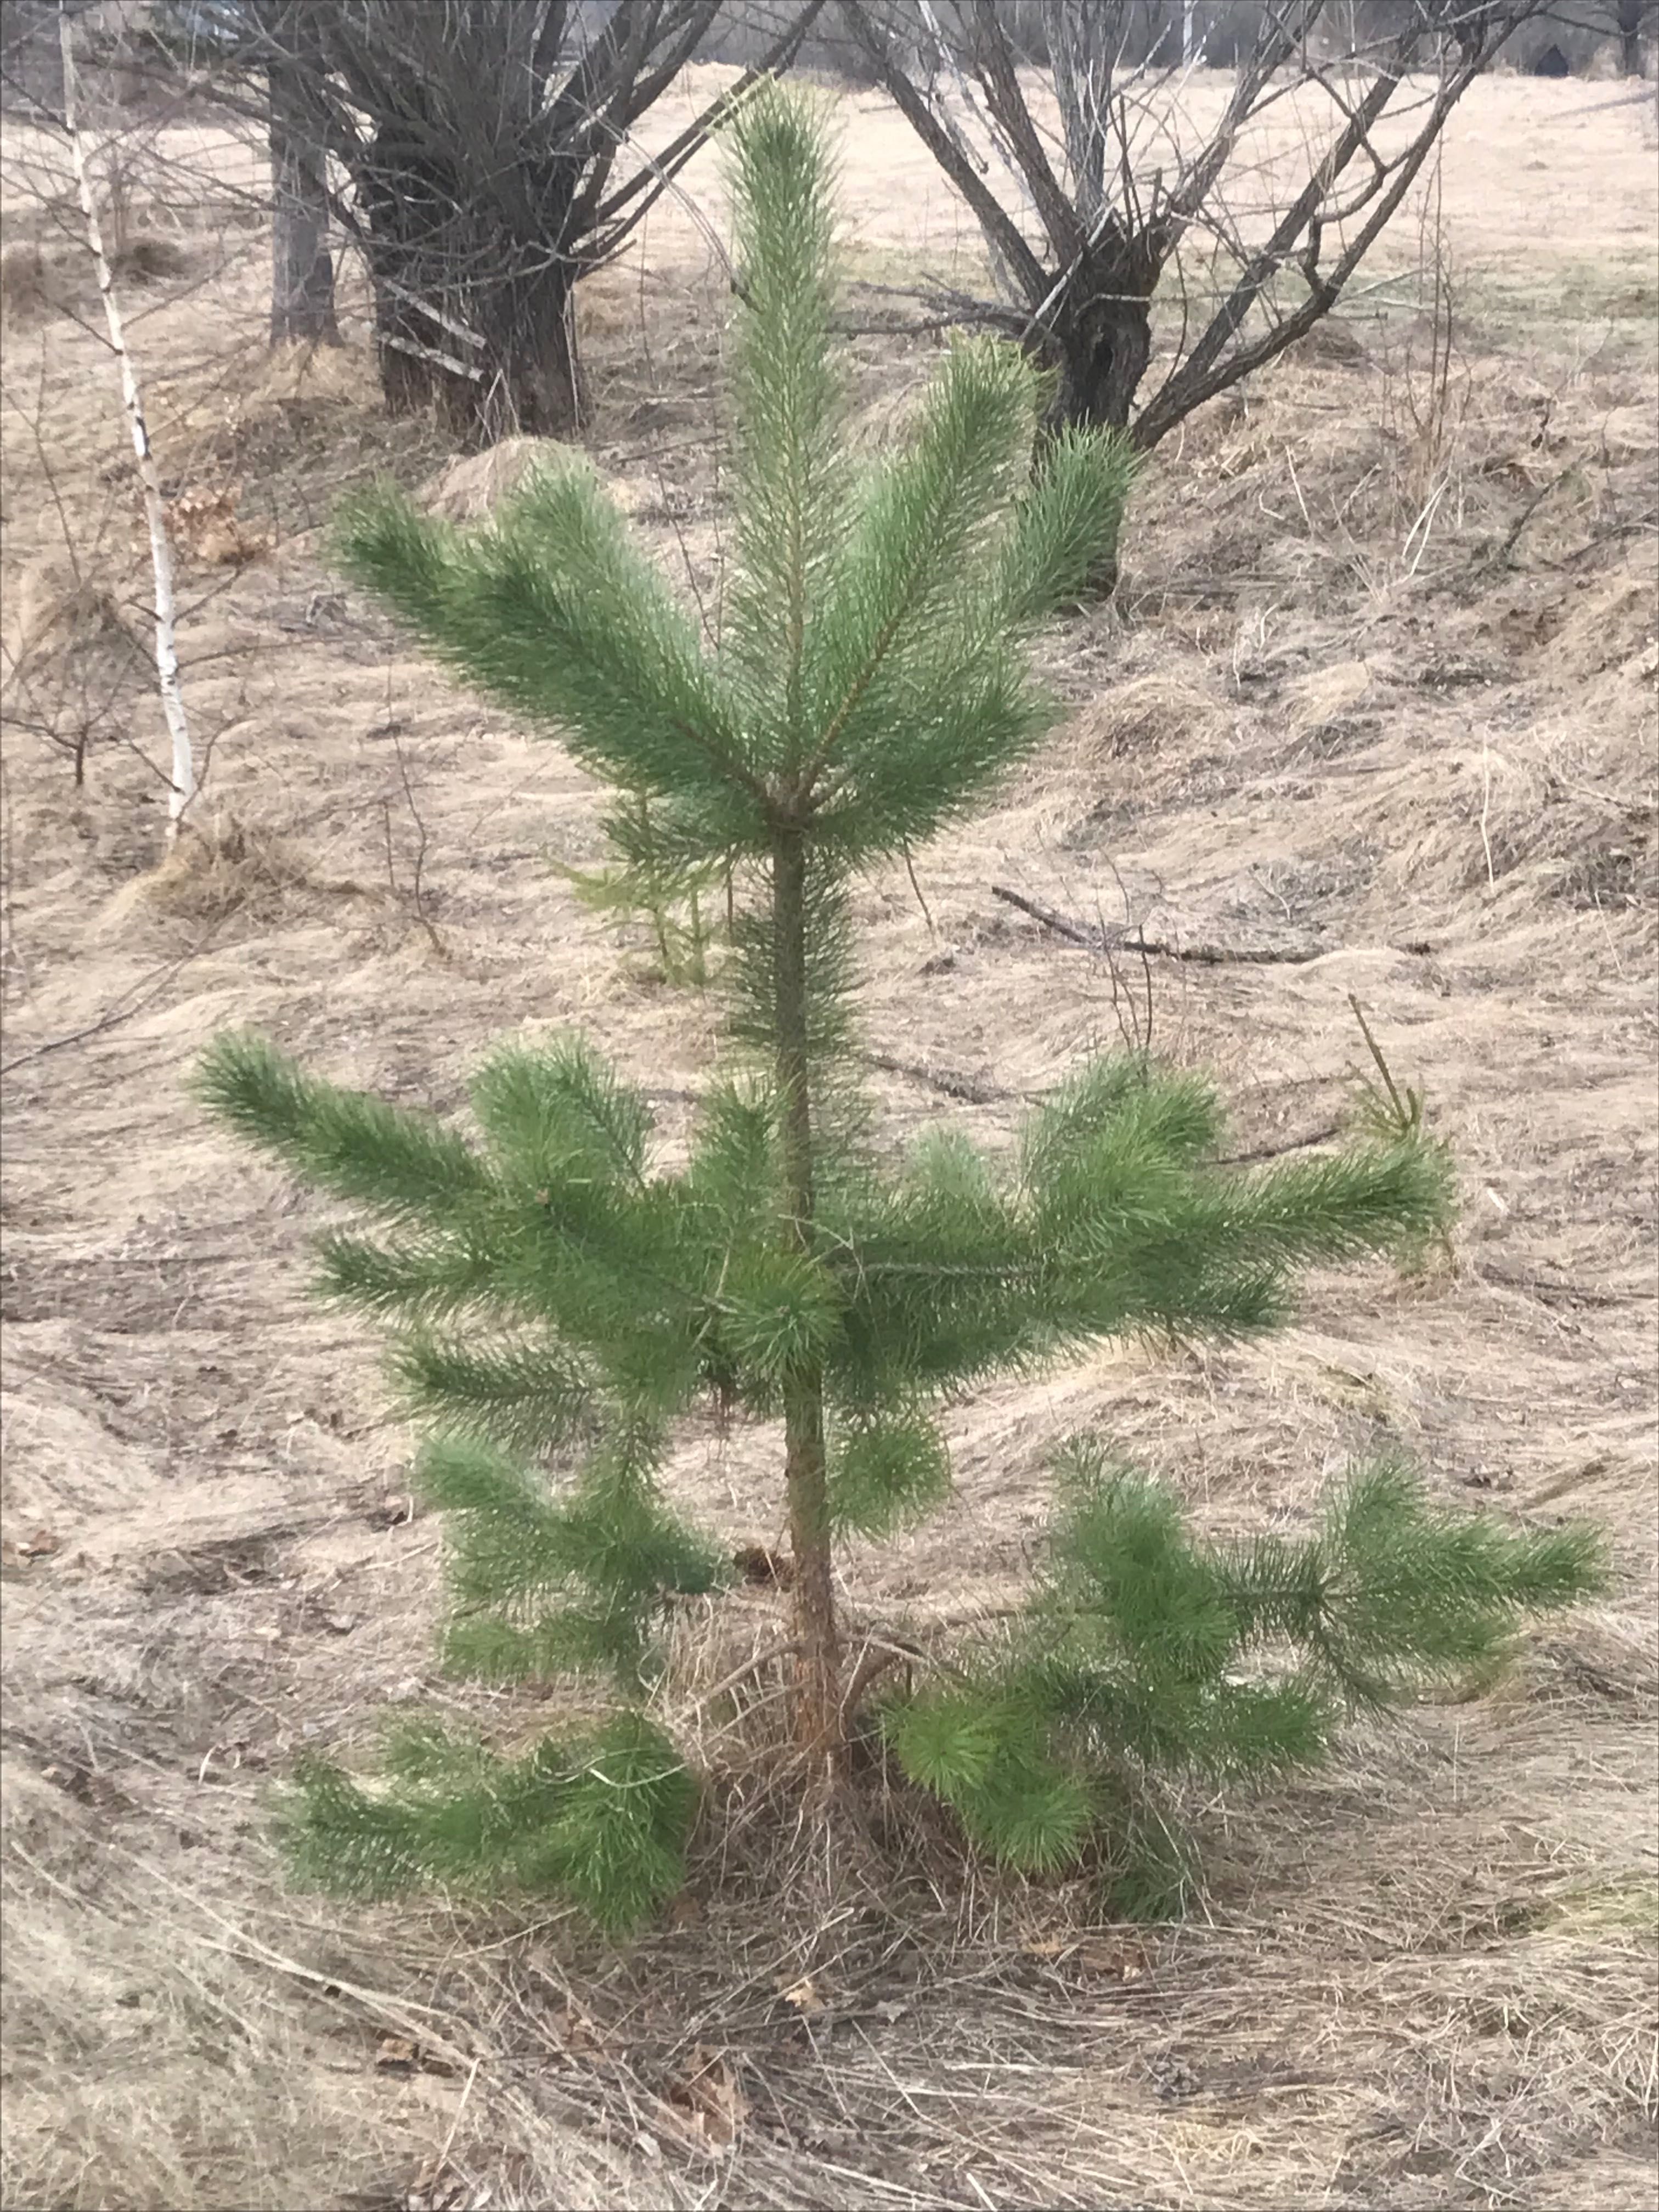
3, 70, 1656, 2212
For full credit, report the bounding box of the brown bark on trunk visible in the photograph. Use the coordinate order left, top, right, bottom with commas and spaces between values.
359, 134, 585, 449
772, 826, 843, 1774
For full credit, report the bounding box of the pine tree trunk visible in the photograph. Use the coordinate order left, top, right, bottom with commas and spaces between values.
772, 826, 843, 1772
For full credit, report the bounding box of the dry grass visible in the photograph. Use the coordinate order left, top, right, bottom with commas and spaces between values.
2, 69, 1656, 2212
422, 436, 579, 525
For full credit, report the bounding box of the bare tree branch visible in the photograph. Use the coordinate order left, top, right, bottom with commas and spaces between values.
840, 0, 1550, 479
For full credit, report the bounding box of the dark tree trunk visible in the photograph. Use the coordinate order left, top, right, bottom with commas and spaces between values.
267, 9, 337, 346
1039, 227, 1166, 436
469, 260, 587, 443
1045, 291, 1152, 436
358, 129, 586, 449
367, 245, 584, 449
236, 0, 795, 451
1037, 235, 1162, 593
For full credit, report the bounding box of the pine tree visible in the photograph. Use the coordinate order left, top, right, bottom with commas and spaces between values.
196, 88, 1601, 1929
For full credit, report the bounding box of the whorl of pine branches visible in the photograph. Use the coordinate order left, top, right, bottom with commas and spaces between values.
196, 86, 1602, 1933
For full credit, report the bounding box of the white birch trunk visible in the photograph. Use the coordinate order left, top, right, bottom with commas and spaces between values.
59, 6, 193, 842
1183, 1, 1196, 69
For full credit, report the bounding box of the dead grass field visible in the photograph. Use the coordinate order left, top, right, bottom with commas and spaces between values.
2, 68, 1656, 2212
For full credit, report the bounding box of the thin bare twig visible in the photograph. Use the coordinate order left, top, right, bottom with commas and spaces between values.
0, 938, 214, 1078
386, 720, 448, 960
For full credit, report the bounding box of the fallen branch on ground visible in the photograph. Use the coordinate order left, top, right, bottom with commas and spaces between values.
860, 1051, 1011, 1105
990, 883, 1326, 966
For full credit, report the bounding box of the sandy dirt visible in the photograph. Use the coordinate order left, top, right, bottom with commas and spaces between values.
2, 70, 1656, 2212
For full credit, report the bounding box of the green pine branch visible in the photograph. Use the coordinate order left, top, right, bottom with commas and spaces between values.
388, 1334, 596, 1459
336, 467, 766, 832
554, 792, 726, 989
883, 1438, 1605, 1909
280, 1712, 694, 1933
722, 84, 852, 753
196, 1030, 495, 1223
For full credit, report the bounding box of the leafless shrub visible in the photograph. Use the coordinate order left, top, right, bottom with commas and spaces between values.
839, 2, 1554, 455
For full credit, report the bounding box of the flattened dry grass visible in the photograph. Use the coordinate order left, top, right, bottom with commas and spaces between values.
4, 1668, 1651, 2211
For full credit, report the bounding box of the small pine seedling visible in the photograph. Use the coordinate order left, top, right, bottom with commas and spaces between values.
552, 791, 729, 989
1347, 992, 1456, 1267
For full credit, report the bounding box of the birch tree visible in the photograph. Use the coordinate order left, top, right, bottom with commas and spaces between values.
58, 2, 193, 843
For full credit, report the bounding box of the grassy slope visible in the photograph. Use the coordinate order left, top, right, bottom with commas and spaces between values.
2, 72, 1655, 2212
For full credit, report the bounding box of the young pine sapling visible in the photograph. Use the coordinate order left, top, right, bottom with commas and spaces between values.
199, 89, 1600, 1929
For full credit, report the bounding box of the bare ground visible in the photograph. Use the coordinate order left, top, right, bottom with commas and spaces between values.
2, 73, 1656, 2212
